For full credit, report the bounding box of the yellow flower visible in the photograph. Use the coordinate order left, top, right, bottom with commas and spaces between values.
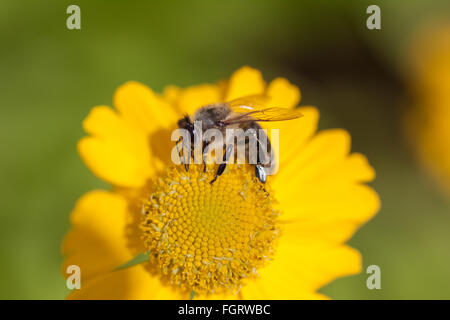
405, 23, 450, 195
62, 66, 379, 299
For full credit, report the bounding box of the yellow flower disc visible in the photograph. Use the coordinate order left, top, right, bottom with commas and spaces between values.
140, 164, 280, 295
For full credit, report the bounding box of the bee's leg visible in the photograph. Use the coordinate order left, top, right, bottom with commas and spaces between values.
175, 137, 187, 171
255, 165, 267, 183
209, 163, 226, 185
176, 137, 190, 172
254, 131, 268, 183
202, 139, 211, 173
210, 144, 232, 184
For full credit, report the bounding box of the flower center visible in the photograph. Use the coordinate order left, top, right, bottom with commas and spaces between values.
140, 164, 280, 295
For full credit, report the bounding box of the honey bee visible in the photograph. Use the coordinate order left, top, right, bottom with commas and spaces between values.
176, 95, 303, 184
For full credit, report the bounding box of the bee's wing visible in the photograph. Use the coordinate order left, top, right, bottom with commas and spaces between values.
227, 95, 270, 113
224, 95, 303, 124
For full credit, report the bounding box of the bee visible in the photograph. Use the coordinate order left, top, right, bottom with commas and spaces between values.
176, 95, 303, 184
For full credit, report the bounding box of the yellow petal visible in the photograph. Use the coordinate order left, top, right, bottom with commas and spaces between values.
275, 129, 351, 184
280, 183, 379, 245
151, 283, 188, 300
67, 262, 229, 300
79, 82, 181, 187
114, 81, 178, 132
271, 127, 379, 243
196, 292, 240, 300
67, 265, 174, 300
319, 153, 376, 183
273, 128, 352, 191
176, 84, 222, 115
78, 106, 153, 187
242, 282, 329, 300
162, 85, 181, 106
282, 181, 379, 226
281, 219, 365, 245
266, 77, 301, 108
225, 66, 266, 101
242, 241, 361, 299
62, 191, 137, 283
265, 107, 319, 175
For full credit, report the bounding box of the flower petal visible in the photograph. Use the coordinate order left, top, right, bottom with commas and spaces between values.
78, 106, 153, 187
272, 127, 379, 243
163, 85, 181, 106
176, 84, 222, 115
266, 77, 301, 108
277, 129, 351, 182
225, 66, 266, 101
273, 128, 351, 201
114, 81, 178, 132
280, 182, 379, 242
79, 82, 180, 188
242, 241, 361, 299
321, 153, 376, 183
265, 107, 319, 175
67, 265, 168, 300
62, 191, 137, 283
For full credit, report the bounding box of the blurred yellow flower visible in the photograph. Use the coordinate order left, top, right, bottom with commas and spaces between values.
62, 66, 379, 299
406, 24, 450, 195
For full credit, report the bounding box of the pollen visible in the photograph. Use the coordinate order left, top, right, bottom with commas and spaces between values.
140, 164, 280, 296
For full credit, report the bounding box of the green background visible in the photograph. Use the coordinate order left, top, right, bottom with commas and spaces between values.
1, 0, 449, 299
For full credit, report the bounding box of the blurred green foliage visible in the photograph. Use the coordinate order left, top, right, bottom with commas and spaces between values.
1, 0, 449, 299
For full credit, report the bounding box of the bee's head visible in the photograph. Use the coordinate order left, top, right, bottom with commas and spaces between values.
177, 115, 195, 138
